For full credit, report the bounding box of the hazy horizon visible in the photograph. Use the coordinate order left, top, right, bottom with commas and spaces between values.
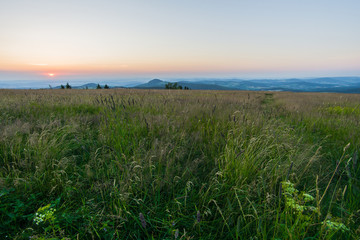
2, 76, 360, 90
1, 0, 360, 84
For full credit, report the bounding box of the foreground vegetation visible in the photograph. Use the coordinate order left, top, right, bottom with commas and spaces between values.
0, 89, 359, 239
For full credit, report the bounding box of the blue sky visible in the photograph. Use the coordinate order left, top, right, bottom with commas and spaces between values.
0, 0, 359, 82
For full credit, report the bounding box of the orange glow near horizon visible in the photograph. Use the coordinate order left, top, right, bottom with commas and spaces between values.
0, 58, 359, 80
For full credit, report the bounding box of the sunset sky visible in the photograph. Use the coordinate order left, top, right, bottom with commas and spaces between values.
0, 0, 359, 83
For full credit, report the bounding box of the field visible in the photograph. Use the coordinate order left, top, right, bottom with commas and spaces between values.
0, 89, 359, 239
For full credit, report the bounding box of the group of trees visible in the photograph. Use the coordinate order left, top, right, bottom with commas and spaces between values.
60, 83, 72, 89
165, 82, 190, 90
97, 84, 110, 89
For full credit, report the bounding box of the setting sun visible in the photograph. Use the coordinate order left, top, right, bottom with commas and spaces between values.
48, 73, 55, 77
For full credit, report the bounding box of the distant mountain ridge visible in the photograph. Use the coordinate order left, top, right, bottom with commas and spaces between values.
133, 79, 232, 90
132, 77, 360, 93
7, 76, 360, 93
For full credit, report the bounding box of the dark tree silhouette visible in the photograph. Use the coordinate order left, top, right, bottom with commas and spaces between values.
66, 83, 71, 89
165, 82, 183, 89
96, 84, 102, 89
104, 84, 110, 89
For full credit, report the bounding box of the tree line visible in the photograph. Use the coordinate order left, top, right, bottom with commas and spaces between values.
60, 83, 110, 89
165, 82, 190, 90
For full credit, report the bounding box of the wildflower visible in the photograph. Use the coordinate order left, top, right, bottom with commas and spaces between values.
197, 211, 201, 223
33, 204, 56, 225
139, 213, 146, 229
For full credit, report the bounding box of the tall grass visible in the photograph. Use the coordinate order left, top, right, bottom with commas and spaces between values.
0, 89, 359, 239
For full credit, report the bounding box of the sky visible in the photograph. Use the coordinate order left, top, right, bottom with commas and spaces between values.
0, 0, 360, 84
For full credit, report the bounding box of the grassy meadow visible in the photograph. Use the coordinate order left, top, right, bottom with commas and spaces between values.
0, 89, 359, 239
